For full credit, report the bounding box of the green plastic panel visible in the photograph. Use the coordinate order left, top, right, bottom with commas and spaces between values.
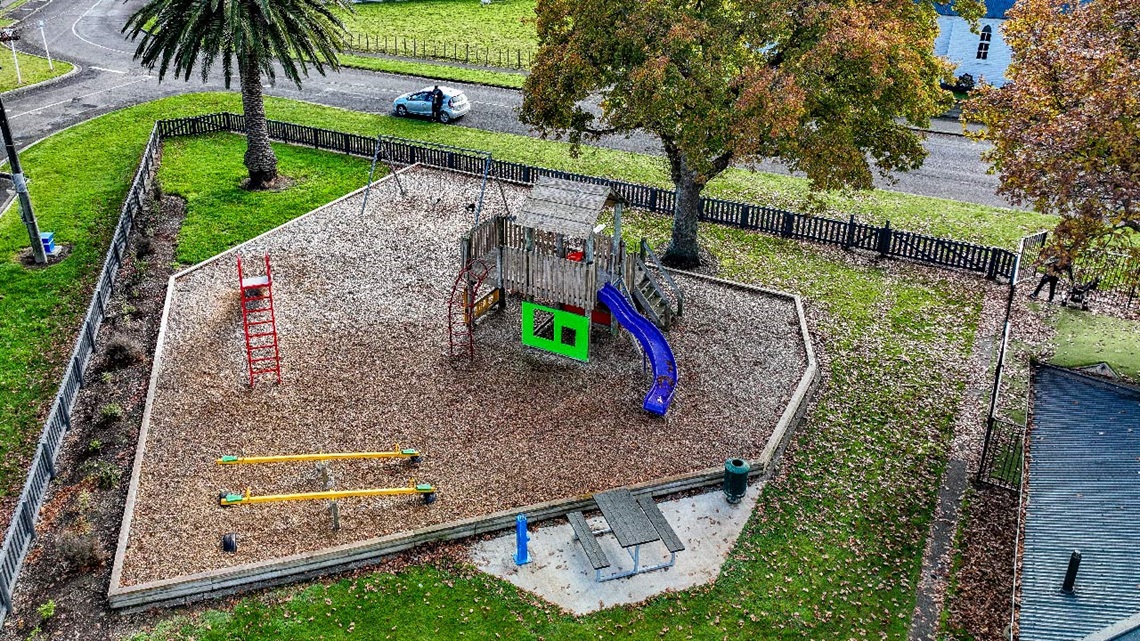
521, 302, 591, 362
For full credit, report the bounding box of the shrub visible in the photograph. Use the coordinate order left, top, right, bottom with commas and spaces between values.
97, 403, 124, 424
135, 237, 153, 258
75, 489, 93, 513
57, 531, 107, 570
105, 335, 144, 368
36, 599, 55, 621
79, 459, 121, 489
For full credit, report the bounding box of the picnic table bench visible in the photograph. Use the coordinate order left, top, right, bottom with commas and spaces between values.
567, 488, 685, 582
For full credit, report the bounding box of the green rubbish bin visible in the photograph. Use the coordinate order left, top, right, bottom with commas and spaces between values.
723, 458, 750, 504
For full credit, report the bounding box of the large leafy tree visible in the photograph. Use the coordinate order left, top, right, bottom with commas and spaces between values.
521, 0, 973, 267
124, 0, 349, 189
964, 0, 1140, 254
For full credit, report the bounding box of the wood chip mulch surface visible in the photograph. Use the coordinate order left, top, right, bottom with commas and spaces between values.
119, 168, 808, 586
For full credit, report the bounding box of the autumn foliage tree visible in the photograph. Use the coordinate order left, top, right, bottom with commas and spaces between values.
520, 0, 972, 267
964, 0, 1140, 255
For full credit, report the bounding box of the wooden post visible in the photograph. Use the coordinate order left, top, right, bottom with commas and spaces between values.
612, 202, 623, 278
318, 463, 339, 531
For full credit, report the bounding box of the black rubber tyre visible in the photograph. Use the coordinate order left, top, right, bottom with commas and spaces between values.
410, 456, 423, 465
438, 111, 451, 124
396, 105, 408, 117
221, 533, 238, 553
423, 492, 437, 505
218, 491, 231, 507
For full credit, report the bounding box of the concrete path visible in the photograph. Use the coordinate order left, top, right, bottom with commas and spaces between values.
471, 484, 761, 615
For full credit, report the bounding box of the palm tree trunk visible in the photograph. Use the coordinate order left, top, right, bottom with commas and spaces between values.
662, 150, 704, 269
239, 57, 278, 189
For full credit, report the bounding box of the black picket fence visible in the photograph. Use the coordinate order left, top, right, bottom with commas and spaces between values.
160, 112, 1019, 281
0, 111, 1028, 625
0, 125, 162, 626
1018, 231, 1140, 311
978, 417, 1025, 491
344, 33, 534, 70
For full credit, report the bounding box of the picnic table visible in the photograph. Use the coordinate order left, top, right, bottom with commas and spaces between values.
568, 488, 685, 582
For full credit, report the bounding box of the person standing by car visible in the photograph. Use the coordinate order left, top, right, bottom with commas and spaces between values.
431, 86, 444, 122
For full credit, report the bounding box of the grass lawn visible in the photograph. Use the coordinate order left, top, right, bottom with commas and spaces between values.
0, 51, 74, 93
161, 134, 371, 264
338, 53, 526, 89
1047, 306, 1140, 380
341, 0, 537, 51
129, 142, 985, 640
254, 97, 1056, 249
0, 89, 1043, 500
0, 91, 1008, 639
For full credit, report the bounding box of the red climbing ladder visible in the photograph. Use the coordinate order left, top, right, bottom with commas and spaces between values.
447, 260, 491, 360
238, 254, 282, 386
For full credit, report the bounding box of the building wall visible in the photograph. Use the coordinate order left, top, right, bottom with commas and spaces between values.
935, 16, 1013, 87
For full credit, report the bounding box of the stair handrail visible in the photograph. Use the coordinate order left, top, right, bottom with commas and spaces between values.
638, 239, 685, 318
629, 281, 666, 329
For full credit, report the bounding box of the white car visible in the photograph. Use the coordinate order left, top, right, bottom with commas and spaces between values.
392, 86, 471, 124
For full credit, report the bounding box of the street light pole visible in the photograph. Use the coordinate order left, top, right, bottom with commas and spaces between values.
37, 21, 52, 71
0, 93, 45, 264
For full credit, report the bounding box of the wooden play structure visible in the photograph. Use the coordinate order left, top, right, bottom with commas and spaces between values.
237, 254, 282, 386
447, 176, 685, 415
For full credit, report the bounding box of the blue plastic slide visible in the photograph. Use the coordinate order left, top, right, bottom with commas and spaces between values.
597, 283, 678, 416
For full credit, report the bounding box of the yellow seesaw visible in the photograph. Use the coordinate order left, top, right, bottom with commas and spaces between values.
218, 479, 437, 506
216, 445, 422, 466
216, 445, 435, 507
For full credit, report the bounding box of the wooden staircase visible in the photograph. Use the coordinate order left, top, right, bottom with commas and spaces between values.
629, 240, 684, 330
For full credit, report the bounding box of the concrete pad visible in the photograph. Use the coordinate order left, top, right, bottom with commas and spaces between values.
470, 484, 761, 615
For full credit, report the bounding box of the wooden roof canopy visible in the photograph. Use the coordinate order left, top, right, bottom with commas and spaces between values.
514, 176, 626, 239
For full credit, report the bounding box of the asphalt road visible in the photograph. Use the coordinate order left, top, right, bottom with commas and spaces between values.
4, 0, 1014, 208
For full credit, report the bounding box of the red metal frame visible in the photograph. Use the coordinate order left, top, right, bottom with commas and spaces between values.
447, 260, 491, 360
237, 254, 282, 386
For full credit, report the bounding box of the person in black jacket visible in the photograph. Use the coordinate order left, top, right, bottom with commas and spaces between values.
1030, 249, 1074, 302
431, 86, 444, 122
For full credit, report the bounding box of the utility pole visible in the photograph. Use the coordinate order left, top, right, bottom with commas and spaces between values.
0, 28, 40, 264
0, 94, 44, 264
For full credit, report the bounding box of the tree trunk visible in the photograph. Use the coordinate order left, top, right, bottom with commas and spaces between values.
662, 151, 705, 269
239, 57, 278, 189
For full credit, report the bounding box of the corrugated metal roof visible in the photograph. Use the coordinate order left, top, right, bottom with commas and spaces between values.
1083, 612, 1140, 641
934, 0, 1017, 19
1021, 367, 1140, 641
514, 176, 623, 238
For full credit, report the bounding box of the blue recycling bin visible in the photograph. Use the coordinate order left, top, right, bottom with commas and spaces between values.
39, 232, 56, 255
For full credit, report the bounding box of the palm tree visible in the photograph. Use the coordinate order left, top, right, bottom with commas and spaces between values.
124, 0, 350, 189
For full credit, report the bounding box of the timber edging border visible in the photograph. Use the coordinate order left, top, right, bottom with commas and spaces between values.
107, 212, 820, 609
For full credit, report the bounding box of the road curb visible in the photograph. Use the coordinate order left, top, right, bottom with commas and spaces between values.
1, 55, 81, 98
338, 55, 525, 91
